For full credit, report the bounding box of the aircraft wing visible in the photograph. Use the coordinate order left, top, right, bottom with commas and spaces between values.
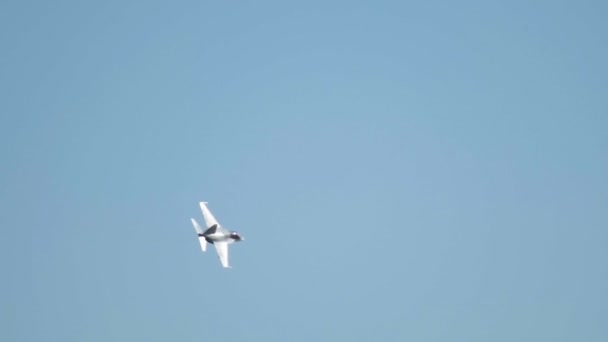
199, 202, 219, 228
213, 241, 230, 268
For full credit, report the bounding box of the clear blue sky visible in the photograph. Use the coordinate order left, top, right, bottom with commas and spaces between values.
2, 0, 607, 341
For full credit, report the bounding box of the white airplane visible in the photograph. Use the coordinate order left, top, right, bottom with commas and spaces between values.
190, 201, 244, 268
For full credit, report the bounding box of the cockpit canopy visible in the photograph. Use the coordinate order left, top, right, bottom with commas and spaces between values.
229, 231, 243, 241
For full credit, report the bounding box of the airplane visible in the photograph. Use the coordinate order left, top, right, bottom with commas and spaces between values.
190, 201, 244, 268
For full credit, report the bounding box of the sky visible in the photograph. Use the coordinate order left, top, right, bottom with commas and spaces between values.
1, 0, 607, 341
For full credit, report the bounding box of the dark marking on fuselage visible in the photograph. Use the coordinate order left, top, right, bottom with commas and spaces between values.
197, 233, 215, 244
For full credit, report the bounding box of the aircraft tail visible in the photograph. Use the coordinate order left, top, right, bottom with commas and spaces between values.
190, 218, 207, 252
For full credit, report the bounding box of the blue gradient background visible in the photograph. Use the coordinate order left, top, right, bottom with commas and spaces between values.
2, 1, 607, 341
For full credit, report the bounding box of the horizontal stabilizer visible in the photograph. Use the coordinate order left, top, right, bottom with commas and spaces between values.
191, 218, 207, 252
